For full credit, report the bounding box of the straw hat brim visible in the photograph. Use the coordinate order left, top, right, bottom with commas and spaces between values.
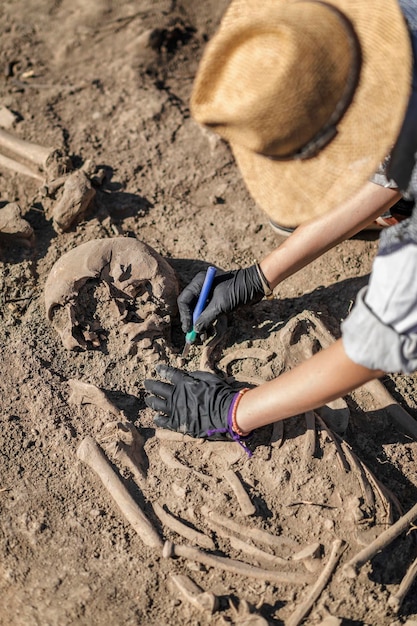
213, 0, 412, 226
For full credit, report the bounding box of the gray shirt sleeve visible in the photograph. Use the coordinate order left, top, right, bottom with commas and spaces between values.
342, 215, 417, 373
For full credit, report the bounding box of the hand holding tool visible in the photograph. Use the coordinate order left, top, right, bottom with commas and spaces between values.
182, 265, 216, 358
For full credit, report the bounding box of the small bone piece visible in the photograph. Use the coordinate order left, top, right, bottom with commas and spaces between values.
388, 555, 417, 613
153, 502, 215, 550
169, 574, 219, 613
201, 506, 297, 549
287, 539, 345, 626
292, 542, 322, 573
162, 541, 311, 585
77, 436, 162, 549
0, 202, 34, 242
52, 169, 96, 233
68, 379, 123, 416
342, 500, 417, 578
224, 469, 256, 516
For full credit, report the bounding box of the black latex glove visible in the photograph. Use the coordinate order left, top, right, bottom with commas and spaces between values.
144, 364, 239, 439
177, 264, 266, 335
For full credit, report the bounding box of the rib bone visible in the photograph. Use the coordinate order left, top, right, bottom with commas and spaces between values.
162, 540, 311, 585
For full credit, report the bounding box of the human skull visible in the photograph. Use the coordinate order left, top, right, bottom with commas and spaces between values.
44, 237, 179, 360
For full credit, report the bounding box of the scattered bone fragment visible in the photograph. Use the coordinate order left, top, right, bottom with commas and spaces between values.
292, 542, 322, 562
201, 506, 297, 550
230, 598, 269, 626
342, 500, 417, 578
102, 421, 147, 487
153, 502, 215, 550
388, 554, 417, 613
0, 202, 34, 243
303, 411, 316, 459
169, 573, 219, 613
51, 169, 96, 233
44, 237, 178, 354
162, 540, 311, 585
224, 469, 256, 516
68, 379, 123, 416
76, 436, 162, 549
287, 539, 345, 626
292, 542, 322, 573
229, 534, 289, 567
0, 105, 19, 129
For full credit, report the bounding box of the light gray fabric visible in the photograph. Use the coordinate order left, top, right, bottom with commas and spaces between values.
342, 0, 417, 373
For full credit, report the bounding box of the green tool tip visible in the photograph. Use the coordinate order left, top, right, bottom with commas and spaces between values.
185, 329, 198, 344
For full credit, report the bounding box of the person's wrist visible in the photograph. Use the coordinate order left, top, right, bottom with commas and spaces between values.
254, 262, 273, 299
230, 388, 251, 436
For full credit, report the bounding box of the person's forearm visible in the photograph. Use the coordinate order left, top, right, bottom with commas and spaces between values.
260, 182, 401, 288
235, 339, 384, 433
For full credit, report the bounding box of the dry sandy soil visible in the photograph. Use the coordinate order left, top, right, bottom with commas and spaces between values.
1, 2, 417, 625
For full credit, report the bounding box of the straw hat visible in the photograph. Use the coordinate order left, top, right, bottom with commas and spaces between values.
191, 0, 412, 226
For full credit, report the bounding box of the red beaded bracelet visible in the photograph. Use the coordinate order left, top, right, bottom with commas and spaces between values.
231, 388, 250, 436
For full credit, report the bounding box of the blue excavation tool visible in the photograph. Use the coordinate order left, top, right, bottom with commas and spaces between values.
182, 265, 216, 358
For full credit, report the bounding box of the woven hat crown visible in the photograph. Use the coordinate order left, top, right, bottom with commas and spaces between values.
192, 2, 357, 158
190, 0, 412, 226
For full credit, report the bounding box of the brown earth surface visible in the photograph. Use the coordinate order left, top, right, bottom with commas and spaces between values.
1, 1, 417, 625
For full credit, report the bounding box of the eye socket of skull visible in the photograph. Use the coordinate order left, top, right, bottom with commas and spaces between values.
44, 237, 179, 353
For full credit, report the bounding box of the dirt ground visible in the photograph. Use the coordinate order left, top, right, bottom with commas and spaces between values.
2, 1, 417, 625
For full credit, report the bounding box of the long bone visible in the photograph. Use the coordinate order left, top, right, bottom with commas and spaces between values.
287, 539, 345, 626
0, 128, 53, 169
77, 436, 162, 549
388, 554, 417, 612
153, 502, 215, 550
162, 540, 312, 585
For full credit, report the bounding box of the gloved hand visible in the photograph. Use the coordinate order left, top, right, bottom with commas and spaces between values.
177, 264, 269, 335
144, 364, 251, 443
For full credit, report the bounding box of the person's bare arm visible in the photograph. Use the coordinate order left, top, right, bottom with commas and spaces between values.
260, 182, 401, 288
236, 338, 383, 433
